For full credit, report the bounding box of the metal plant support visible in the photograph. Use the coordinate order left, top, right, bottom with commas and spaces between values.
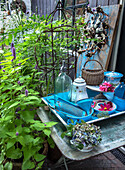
63, 0, 89, 25
43, 1, 77, 89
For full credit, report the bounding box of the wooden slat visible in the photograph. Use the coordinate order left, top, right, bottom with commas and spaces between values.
39, 0, 42, 16
89, 0, 97, 7
88, 0, 119, 7
44, 0, 47, 16
37, 0, 40, 15
41, 0, 44, 16
109, 0, 118, 5
51, 0, 56, 11
109, 1, 123, 71
51, 0, 53, 12
31, 0, 37, 14
31, 0, 119, 16
33, 0, 57, 17
98, 0, 109, 6
47, 0, 51, 15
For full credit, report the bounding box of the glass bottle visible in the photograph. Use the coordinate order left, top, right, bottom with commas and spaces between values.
54, 60, 72, 102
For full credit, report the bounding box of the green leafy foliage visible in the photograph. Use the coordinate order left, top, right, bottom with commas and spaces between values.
22, 160, 35, 170
6, 147, 22, 159
4, 162, 13, 170
0, 17, 58, 168
0, 7, 85, 169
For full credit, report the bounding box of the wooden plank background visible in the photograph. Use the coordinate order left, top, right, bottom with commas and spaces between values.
31, 0, 119, 17
89, 0, 119, 7
76, 4, 120, 78
31, 0, 58, 16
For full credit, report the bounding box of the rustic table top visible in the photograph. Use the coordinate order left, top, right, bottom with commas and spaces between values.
37, 107, 125, 161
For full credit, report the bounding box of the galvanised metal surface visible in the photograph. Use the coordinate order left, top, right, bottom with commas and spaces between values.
37, 107, 125, 160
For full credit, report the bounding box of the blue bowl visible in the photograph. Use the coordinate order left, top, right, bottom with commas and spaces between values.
93, 99, 117, 115
104, 71, 123, 86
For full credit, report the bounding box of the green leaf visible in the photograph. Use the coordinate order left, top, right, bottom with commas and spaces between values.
47, 137, 55, 149
6, 132, 16, 137
4, 162, 13, 170
34, 153, 46, 162
22, 127, 31, 133
43, 129, 51, 137
6, 146, 22, 159
4, 52, 12, 56
44, 121, 57, 127
70, 119, 74, 124
33, 137, 41, 145
7, 139, 16, 150
0, 155, 4, 164
37, 161, 44, 168
22, 160, 35, 170
81, 119, 85, 123
26, 96, 41, 102
15, 86, 25, 91
4, 116, 13, 121
0, 129, 8, 138
65, 131, 72, 137
18, 136, 25, 146
23, 145, 38, 161
21, 101, 37, 106
23, 135, 34, 144
8, 101, 20, 109
19, 25, 22, 31
61, 132, 66, 139
35, 72, 43, 75
0, 164, 4, 170
21, 111, 34, 123
30, 122, 45, 131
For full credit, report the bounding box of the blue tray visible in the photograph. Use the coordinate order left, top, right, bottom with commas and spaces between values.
42, 94, 125, 126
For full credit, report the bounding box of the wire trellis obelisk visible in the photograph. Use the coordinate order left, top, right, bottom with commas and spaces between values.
43, 1, 77, 91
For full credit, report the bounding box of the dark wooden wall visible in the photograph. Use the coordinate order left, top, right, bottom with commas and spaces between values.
31, 0, 57, 16
89, 0, 119, 7
116, 5, 125, 81
31, 0, 119, 16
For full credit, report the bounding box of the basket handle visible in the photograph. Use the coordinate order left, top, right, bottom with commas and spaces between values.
83, 59, 104, 70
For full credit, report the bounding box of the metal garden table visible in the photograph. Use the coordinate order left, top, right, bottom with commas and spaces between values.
37, 106, 125, 162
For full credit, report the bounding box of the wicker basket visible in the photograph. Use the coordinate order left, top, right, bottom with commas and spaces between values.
82, 60, 104, 85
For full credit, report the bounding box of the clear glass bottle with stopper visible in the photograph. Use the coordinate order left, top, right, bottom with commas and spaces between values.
54, 60, 72, 102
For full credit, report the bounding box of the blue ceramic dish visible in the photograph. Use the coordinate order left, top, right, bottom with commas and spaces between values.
104, 71, 123, 86
93, 99, 117, 115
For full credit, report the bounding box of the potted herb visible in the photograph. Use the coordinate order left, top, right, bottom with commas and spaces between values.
61, 121, 102, 152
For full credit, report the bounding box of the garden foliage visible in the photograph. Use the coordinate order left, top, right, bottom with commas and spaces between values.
0, 11, 85, 169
